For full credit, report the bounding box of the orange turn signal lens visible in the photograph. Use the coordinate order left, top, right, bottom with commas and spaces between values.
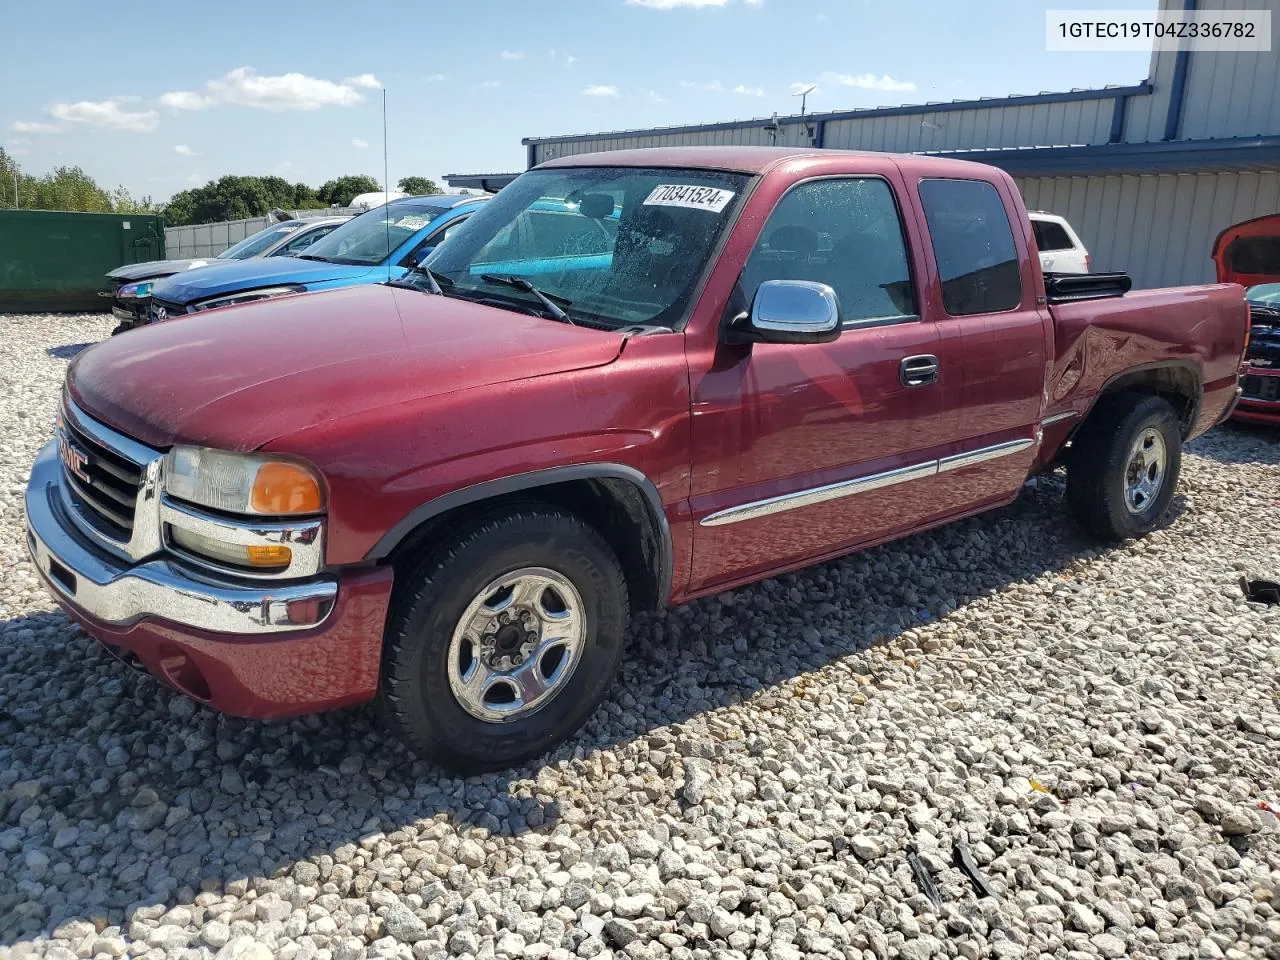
246, 544, 294, 567
251, 462, 323, 515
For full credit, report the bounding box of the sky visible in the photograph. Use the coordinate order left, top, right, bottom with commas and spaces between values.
2, 0, 1156, 203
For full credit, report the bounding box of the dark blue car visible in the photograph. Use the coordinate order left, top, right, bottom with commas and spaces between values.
146, 194, 487, 322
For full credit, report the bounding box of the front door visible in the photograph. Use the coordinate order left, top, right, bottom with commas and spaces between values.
687, 174, 953, 591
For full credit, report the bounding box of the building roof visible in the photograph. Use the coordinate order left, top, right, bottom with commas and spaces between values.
520, 83, 1152, 147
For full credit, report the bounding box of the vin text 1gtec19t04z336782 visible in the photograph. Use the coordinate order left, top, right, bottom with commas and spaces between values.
26, 147, 1249, 770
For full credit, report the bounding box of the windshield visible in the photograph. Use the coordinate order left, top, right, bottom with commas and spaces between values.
424, 167, 749, 329
1246, 283, 1280, 306
302, 199, 445, 265
217, 222, 303, 259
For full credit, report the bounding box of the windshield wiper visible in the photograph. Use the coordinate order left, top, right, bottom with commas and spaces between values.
480, 274, 576, 325
402, 263, 444, 295
295, 254, 331, 263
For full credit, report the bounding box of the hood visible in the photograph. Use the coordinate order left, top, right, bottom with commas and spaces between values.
68, 284, 626, 450
107, 258, 218, 283
151, 257, 379, 305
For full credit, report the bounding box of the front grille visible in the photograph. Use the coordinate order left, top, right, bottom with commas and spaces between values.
61, 414, 144, 539
1242, 373, 1280, 403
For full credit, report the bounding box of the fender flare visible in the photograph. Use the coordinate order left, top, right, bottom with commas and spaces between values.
1085, 359, 1203, 436
365, 463, 674, 607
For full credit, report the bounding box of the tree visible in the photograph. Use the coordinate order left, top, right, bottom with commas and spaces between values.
397, 176, 442, 196
161, 175, 329, 225
316, 174, 382, 207
110, 186, 159, 214
0, 148, 18, 208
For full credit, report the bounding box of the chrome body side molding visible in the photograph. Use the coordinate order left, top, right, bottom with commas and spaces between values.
700, 437, 1036, 527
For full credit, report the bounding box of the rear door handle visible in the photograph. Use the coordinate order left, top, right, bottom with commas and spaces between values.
900, 354, 940, 387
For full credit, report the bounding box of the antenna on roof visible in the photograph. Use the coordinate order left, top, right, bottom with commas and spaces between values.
793, 84, 817, 146
383, 87, 391, 283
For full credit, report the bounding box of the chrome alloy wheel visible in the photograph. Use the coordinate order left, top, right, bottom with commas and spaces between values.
446, 567, 586, 722
1123, 426, 1167, 514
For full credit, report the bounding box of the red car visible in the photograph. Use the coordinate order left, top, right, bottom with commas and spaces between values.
25, 147, 1249, 770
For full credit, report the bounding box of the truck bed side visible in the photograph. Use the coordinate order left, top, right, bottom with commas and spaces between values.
1042, 284, 1248, 454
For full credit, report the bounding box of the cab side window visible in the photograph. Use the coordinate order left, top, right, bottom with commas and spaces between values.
740, 178, 916, 326
919, 179, 1022, 315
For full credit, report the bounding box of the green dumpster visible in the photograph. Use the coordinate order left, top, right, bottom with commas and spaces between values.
0, 210, 165, 313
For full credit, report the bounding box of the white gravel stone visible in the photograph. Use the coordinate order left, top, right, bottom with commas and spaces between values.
1, 312, 1279, 960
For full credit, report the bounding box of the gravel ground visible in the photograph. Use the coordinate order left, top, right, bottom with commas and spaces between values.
1, 311, 1278, 960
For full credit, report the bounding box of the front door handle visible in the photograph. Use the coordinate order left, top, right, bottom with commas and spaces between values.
900, 354, 940, 388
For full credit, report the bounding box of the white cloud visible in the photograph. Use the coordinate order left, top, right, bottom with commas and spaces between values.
12, 120, 63, 134
733, 84, 764, 97
426, 73, 446, 82
821, 72, 916, 92
159, 90, 216, 111
344, 73, 382, 89
8, 146, 30, 156
208, 67, 363, 111
8, 137, 31, 146
790, 82, 817, 95
582, 85, 619, 97
479, 80, 501, 89
173, 144, 196, 156
680, 80, 723, 92
565, 55, 577, 67
648, 90, 669, 103
500, 50, 524, 60
352, 138, 368, 148
745, 0, 762, 5
51, 100, 159, 132
628, 0, 729, 7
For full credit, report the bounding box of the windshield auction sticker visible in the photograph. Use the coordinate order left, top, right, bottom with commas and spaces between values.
643, 185, 736, 213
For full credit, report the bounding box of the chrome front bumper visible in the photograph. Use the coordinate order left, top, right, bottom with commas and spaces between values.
24, 442, 337, 634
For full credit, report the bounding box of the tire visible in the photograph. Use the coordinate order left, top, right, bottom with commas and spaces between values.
379, 507, 629, 772
1066, 393, 1183, 542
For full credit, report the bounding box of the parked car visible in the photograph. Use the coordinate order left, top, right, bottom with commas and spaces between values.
1029, 211, 1090, 274
27, 147, 1248, 771
107, 216, 350, 333
144, 195, 485, 321
1213, 213, 1280, 287
1234, 283, 1280, 425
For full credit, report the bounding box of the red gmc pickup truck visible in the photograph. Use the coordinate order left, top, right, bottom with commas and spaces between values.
25, 147, 1248, 770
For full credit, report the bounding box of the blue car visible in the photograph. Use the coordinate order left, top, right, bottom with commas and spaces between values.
146, 194, 487, 322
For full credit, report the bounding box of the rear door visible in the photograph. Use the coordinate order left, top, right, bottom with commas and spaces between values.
910, 176, 1049, 504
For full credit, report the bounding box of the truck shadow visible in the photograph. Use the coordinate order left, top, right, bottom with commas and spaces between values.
0, 475, 1152, 944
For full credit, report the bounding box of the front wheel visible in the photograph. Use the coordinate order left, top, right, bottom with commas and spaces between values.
1066, 393, 1183, 541
379, 507, 629, 772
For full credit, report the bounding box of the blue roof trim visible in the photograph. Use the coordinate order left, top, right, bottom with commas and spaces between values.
932, 136, 1280, 176
522, 83, 1154, 147
1164, 0, 1197, 141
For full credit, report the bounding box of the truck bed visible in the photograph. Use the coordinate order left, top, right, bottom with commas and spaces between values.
1045, 283, 1249, 436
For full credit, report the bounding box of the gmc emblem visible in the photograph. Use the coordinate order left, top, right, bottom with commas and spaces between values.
59, 433, 91, 484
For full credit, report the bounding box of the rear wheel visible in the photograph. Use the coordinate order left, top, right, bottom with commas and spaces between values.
1066, 393, 1183, 541
379, 507, 629, 772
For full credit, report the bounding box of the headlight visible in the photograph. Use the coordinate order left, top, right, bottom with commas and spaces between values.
191, 285, 305, 312
164, 447, 324, 516
118, 281, 154, 299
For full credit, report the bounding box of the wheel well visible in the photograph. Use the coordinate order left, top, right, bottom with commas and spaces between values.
1089, 365, 1201, 437
386, 478, 668, 612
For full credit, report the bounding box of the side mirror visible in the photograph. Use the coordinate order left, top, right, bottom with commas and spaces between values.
727, 280, 841, 345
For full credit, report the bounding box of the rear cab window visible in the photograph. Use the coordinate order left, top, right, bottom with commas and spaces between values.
918, 179, 1023, 316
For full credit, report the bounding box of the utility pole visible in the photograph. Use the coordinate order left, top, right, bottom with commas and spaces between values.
11, 167, 18, 209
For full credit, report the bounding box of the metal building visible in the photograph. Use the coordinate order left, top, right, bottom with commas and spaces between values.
448, 0, 1279, 289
